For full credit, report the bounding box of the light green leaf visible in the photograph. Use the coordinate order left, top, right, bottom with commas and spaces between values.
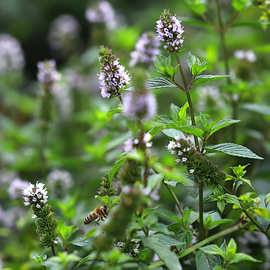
147, 174, 164, 190
178, 126, 204, 138
187, 53, 208, 76
178, 102, 189, 123
242, 103, 270, 116
208, 120, 240, 137
265, 193, 270, 207
146, 77, 177, 89
184, 0, 207, 15
200, 245, 225, 258
170, 104, 181, 121
193, 75, 229, 85
57, 221, 77, 240
162, 129, 184, 139
230, 253, 261, 264
225, 239, 237, 259
144, 234, 182, 270
232, 0, 249, 11
108, 156, 126, 184
206, 143, 263, 160
253, 207, 270, 221
195, 251, 222, 270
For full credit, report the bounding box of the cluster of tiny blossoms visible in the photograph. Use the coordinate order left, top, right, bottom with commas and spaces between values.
47, 169, 72, 189
8, 178, 28, 199
37, 60, 61, 86
234, 50, 256, 63
156, 10, 184, 52
130, 32, 160, 67
23, 182, 48, 215
124, 133, 152, 153
85, 1, 118, 30
0, 34, 25, 72
98, 47, 130, 98
48, 14, 80, 51
168, 138, 196, 174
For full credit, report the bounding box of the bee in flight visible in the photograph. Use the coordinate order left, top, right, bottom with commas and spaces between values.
84, 205, 109, 224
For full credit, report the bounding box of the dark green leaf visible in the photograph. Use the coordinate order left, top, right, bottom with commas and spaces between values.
208, 120, 240, 137
195, 251, 222, 270
193, 75, 229, 85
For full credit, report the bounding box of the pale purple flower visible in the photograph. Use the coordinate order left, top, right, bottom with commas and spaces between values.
85, 1, 117, 30
47, 170, 72, 190
121, 185, 132, 194
156, 10, 184, 52
123, 91, 157, 120
23, 182, 48, 211
8, 178, 28, 199
37, 60, 61, 85
234, 50, 256, 63
48, 14, 80, 51
130, 32, 160, 67
98, 48, 130, 98
0, 34, 25, 72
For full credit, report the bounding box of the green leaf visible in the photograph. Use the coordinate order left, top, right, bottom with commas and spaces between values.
146, 77, 177, 89
187, 53, 208, 76
225, 239, 237, 259
208, 120, 240, 137
162, 129, 184, 139
144, 234, 182, 270
153, 163, 193, 186
223, 194, 241, 207
147, 174, 164, 190
195, 251, 222, 270
57, 221, 77, 240
242, 103, 270, 116
232, 0, 249, 11
206, 143, 263, 160
170, 104, 181, 122
193, 75, 229, 85
108, 156, 126, 184
178, 102, 189, 123
200, 245, 225, 258
253, 207, 270, 221
154, 55, 179, 80
265, 193, 270, 207
178, 126, 204, 138
230, 253, 261, 264
184, 0, 207, 14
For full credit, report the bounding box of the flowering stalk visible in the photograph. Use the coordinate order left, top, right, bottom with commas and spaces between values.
98, 47, 130, 102
23, 182, 57, 256
37, 60, 60, 172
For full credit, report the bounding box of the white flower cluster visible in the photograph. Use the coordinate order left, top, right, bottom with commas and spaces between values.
37, 60, 61, 85
234, 50, 256, 63
48, 14, 80, 51
8, 178, 28, 199
142, 184, 160, 201
85, 1, 117, 30
156, 10, 184, 52
130, 32, 160, 67
23, 182, 48, 211
167, 139, 195, 174
124, 133, 152, 153
123, 91, 157, 121
47, 169, 72, 189
98, 50, 130, 98
0, 34, 25, 72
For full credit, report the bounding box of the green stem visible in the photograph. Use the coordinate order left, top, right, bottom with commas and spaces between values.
215, 0, 238, 142
164, 182, 183, 216
149, 222, 247, 269
198, 181, 205, 240
51, 244, 56, 256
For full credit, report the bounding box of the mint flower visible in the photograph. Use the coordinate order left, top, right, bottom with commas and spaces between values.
130, 32, 160, 67
37, 60, 61, 85
156, 10, 184, 52
8, 178, 28, 199
98, 47, 130, 98
234, 50, 256, 63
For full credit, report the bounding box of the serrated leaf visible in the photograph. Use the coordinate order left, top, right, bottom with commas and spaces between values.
144, 234, 182, 270
208, 120, 240, 137
162, 129, 185, 139
178, 126, 204, 138
193, 75, 229, 85
187, 52, 208, 76
242, 103, 270, 116
230, 253, 261, 264
206, 143, 263, 160
195, 251, 222, 270
200, 245, 225, 257
57, 220, 77, 240
146, 77, 177, 89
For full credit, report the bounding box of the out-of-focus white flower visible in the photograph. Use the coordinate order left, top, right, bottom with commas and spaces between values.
48, 14, 80, 52
37, 60, 61, 85
0, 170, 17, 186
98, 47, 130, 98
85, 1, 118, 30
23, 182, 48, 211
0, 34, 25, 72
142, 184, 160, 201
121, 185, 132, 194
0, 206, 24, 228
123, 133, 153, 153
197, 86, 225, 112
130, 32, 160, 67
47, 170, 72, 190
156, 10, 184, 52
123, 91, 157, 121
8, 178, 28, 199
234, 50, 256, 63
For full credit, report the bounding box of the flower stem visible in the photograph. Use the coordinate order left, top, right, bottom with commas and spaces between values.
164, 182, 183, 216
51, 244, 56, 256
